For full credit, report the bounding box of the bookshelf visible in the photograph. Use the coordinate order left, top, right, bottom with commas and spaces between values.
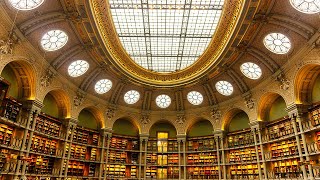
229, 163, 263, 179
187, 136, 216, 151
27, 134, 59, 156
228, 147, 260, 163
73, 127, 100, 146
0, 97, 22, 122
0, 123, 13, 146
267, 138, 304, 159
187, 152, 218, 165
26, 155, 55, 175
265, 117, 296, 140
227, 129, 254, 148
34, 113, 61, 138
309, 104, 320, 126
272, 159, 302, 178
187, 166, 219, 179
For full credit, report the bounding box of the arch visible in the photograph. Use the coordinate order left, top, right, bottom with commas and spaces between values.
257, 92, 287, 121
112, 118, 139, 136
0, 60, 36, 100
109, 115, 141, 134
221, 108, 250, 132
78, 107, 104, 129
41, 89, 71, 118
294, 64, 320, 104
149, 120, 177, 138
187, 119, 214, 137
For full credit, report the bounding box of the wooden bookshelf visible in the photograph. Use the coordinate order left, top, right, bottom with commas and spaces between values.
228, 147, 260, 163
227, 129, 254, 148
27, 134, 59, 156
105, 164, 126, 178
187, 136, 216, 151
229, 163, 263, 179
187, 166, 219, 179
272, 159, 302, 178
26, 155, 55, 175
268, 138, 302, 159
34, 113, 61, 138
67, 160, 84, 176
0, 123, 13, 146
0, 97, 22, 122
309, 104, 320, 126
266, 117, 295, 140
187, 152, 217, 165
73, 127, 99, 146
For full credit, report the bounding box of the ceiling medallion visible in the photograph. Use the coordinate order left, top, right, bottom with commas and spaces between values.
90, 0, 247, 87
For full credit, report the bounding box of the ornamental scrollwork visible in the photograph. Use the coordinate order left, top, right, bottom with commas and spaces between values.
0, 34, 17, 55
176, 114, 186, 125
140, 114, 150, 125
106, 107, 116, 120
211, 107, 221, 124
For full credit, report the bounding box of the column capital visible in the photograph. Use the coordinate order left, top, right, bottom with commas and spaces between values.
22, 99, 43, 112
177, 134, 186, 142
213, 130, 224, 138
249, 120, 264, 130
139, 133, 149, 141
286, 103, 308, 117
64, 117, 78, 130
100, 128, 113, 137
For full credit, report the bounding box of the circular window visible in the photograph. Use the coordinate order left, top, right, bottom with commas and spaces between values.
94, 79, 112, 94
156, 94, 171, 108
68, 60, 89, 77
187, 91, 203, 105
9, 0, 44, 10
124, 90, 140, 104
215, 81, 233, 96
290, 0, 320, 14
263, 33, 291, 54
240, 62, 262, 80
41, 30, 68, 51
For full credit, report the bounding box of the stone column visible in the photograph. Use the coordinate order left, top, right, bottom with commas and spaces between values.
59, 118, 78, 178
286, 104, 307, 180
99, 128, 112, 179
286, 104, 314, 179
214, 130, 226, 179
16, 100, 43, 178
139, 134, 149, 180
177, 134, 186, 180
250, 124, 262, 180
213, 131, 221, 180
103, 131, 112, 180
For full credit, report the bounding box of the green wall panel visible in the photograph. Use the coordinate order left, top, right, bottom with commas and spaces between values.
1, 65, 19, 99
78, 110, 98, 130
267, 96, 287, 121
149, 122, 177, 138
42, 94, 59, 118
228, 111, 250, 132
188, 120, 213, 137
312, 75, 320, 103
113, 119, 139, 136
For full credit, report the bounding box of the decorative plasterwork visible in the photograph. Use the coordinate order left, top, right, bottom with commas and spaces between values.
89, 0, 251, 87
40, 68, 56, 87
73, 90, 86, 107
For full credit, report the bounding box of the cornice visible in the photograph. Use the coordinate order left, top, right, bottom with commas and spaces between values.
87, 0, 260, 87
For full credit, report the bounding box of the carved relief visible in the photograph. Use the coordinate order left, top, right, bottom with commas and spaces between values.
176, 114, 186, 125
276, 73, 290, 91
40, 68, 56, 87
73, 91, 86, 107
106, 107, 116, 120
211, 107, 221, 124
0, 37, 15, 55
243, 93, 255, 110
140, 114, 150, 125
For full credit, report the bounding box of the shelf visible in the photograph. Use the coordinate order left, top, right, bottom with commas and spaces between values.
187, 136, 216, 152
228, 147, 260, 163
187, 166, 219, 179
34, 113, 61, 138
0, 97, 21, 122
188, 152, 217, 165
227, 129, 254, 148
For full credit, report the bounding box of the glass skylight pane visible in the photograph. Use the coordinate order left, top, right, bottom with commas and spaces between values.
110, 0, 224, 73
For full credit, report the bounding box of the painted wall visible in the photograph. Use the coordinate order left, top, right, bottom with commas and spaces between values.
312, 75, 320, 103
149, 122, 177, 138
42, 94, 59, 118
228, 111, 250, 132
1, 65, 19, 99
188, 120, 213, 137
113, 119, 139, 136
78, 110, 98, 130
267, 96, 287, 121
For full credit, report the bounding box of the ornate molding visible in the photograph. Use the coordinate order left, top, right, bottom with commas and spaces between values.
211, 106, 222, 124
89, 0, 251, 86
275, 71, 290, 91
242, 92, 255, 110
176, 112, 186, 125
0, 33, 18, 55
140, 111, 150, 125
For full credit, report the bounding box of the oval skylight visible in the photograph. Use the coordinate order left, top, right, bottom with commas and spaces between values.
124, 90, 140, 104
263, 33, 291, 54
187, 91, 203, 105
94, 79, 112, 94
9, 0, 44, 10
290, 0, 320, 14
41, 30, 68, 51
156, 94, 171, 108
215, 81, 233, 96
68, 60, 89, 77
109, 0, 225, 73
240, 62, 262, 80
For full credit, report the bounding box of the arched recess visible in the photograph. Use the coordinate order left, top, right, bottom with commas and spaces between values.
0, 61, 36, 100
78, 107, 104, 130
149, 120, 177, 138
258, 92, 288, 122
222, 108, 250, 132
294, 64, 320, 104
187, 119, 213, 137
41, 89, 71, 118
112, 118, 139, 136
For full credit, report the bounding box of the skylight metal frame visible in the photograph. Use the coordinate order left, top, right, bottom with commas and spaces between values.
109, 0, 224, 73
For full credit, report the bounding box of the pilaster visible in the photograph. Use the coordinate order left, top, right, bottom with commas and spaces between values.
213, 130, 226, 180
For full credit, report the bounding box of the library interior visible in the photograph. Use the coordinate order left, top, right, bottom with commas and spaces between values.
0, 0, 320, 179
